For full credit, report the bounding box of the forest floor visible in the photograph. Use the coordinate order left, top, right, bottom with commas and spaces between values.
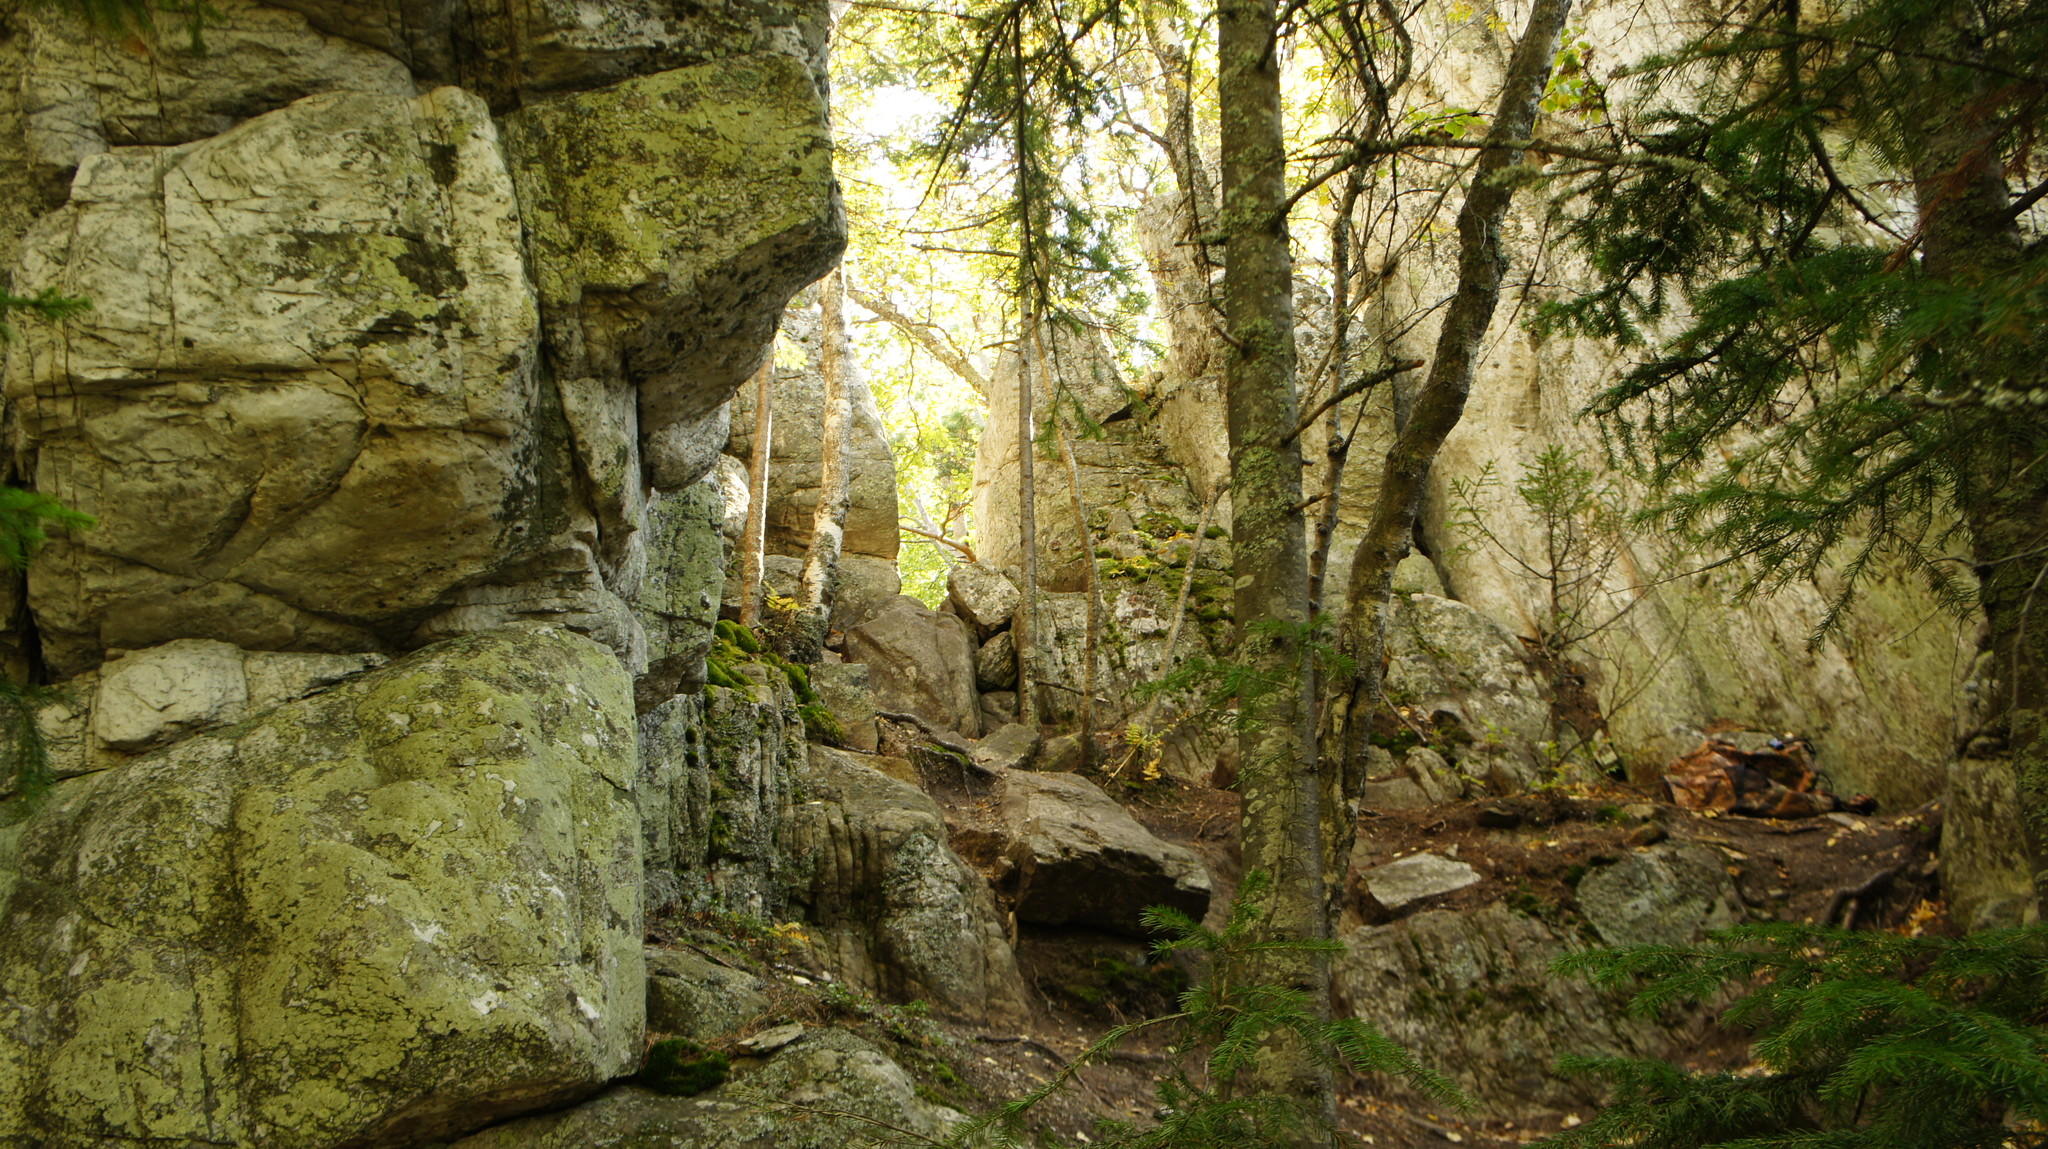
663, 771, 1945, 1148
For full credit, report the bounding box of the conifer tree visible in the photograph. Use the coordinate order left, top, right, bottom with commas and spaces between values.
1532, 0, 2048, 920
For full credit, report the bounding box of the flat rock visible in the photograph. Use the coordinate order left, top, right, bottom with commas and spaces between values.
1362, 852, 1482, 910
946, 562, 1020, 634
972, 723, 1039, 773
998, 771, 1211, 936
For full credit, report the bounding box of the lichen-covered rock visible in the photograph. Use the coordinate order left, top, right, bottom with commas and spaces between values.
502, 53, 843, 494
446, 1029, 960, 1149
646, 948, 772, 1041
947, 561, 1020, 634
843, 596, 981, 738
998, 770, 1211, 936
5, 84, 587, 677
264, 0, 831, 111
1383, 592, 1554, 791
1335, 903, 1697, 1120
787, 747, 1027, 1024
1576, 843, 1743, 948
634, 477, 728, 710
637, 674, 805, 916
20, 0, 413, 194
0, 627, 644, 1148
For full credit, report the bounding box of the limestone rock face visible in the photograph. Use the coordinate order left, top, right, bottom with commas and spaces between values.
843, 596, 981, 738
0, 627, 644, 1148
788, 747, 1028, 1024
447, 1029, 960, 1149
19, 0, 415, 195
504, 53, 842, 495
998, 770, 1212, 936
637, 675, 805, 916
264, 0, 830, 111
633, 477, 729, 709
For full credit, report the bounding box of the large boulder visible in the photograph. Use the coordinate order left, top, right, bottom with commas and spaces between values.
997, 770, 1211, 936
946, 561, 1019, 634
503, 53, 843, 493
842, 596, 980, 738
447, 1029, 960, 1149
5, 85, 583, 675
0, 627, 644, 1148
787, 747, 1027, 1024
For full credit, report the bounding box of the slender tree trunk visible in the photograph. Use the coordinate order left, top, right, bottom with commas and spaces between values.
738, 356, 776, 628
793, 270, 854, 663
1216, 0, 1329, 1134
1338, 0, 1573, 848
1012, 20, 1043, 729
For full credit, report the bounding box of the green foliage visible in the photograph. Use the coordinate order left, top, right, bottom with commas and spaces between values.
1544, 923, 2048, 1149
1533, 0, 2048, 632
951, 872, 1463, 1148
0, 287, 91, 345
0, 488, 96, 575
638, 1037, 732, 1097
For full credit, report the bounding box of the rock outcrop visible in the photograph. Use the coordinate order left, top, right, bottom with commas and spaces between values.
997, 770, 1212, 936
788, 747, 1028, 1024
0, 627, 644, 1148
447, 1029, 960, 1149
843, 596, 981, 738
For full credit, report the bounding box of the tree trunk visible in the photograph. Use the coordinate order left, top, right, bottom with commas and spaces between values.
738, 356, 776, 628
1338, 0, 1573, 851
1908, 47, 2048, 923
1012, 22, 1043, 729
792, 270, 854, 663
1216, 0, 1330, 1133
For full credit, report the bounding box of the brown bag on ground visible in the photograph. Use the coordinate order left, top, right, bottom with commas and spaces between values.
1662, 738, 1864, 818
